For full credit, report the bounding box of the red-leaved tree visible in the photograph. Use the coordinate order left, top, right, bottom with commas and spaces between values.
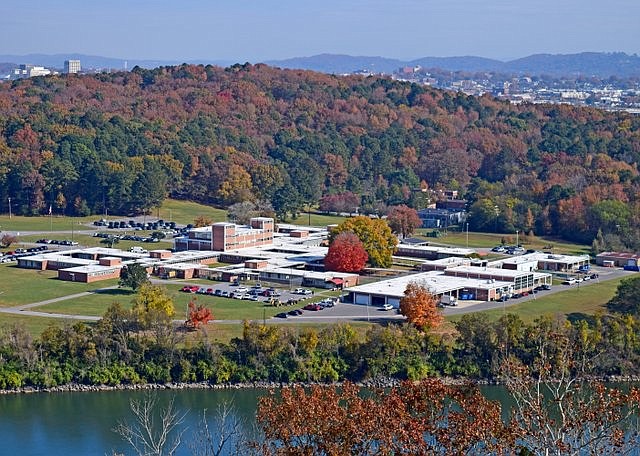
386, 204, 422, 239
324, 232, 368, 273
185, 299, 213, 329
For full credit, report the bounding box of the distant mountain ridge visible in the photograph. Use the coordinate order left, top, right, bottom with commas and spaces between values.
267, 52, 640, 78
1, 52, 639, 78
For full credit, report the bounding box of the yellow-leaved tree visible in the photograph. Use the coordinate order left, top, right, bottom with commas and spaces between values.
132, 283, 175, 328
329, 216, 397, 268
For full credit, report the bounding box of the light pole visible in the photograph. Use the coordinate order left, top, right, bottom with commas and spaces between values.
466, 222, 469, 248
8, 197, 11, 219
516, 229, 519, 247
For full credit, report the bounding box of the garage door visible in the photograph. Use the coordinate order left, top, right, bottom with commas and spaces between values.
354, 293, 370, 305
388, 297, 400, 307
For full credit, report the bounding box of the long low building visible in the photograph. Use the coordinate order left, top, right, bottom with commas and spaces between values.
595, 251, 640, 268
344, 266, 552, 307
489, 252, 590, 272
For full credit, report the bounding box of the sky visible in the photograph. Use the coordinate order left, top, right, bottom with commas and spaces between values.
1, 0, 639, 62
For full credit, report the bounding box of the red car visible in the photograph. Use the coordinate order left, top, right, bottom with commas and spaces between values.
180, 286, 199, 293
303, 304, 322, 311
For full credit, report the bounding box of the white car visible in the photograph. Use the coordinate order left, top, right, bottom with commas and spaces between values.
381, 304, 394, 311
294, 288, 313, 295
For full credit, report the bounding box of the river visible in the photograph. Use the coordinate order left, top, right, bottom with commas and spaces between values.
0, 388, 266, 456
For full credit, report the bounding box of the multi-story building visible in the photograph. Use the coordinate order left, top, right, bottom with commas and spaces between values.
64, 60, 81, 74
175, 217, 275, 252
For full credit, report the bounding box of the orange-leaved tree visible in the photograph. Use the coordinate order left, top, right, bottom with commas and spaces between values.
256, 379, 514, 455
399, 282, 442, 331
324, 231, 368, 272
185, 299, 213, 329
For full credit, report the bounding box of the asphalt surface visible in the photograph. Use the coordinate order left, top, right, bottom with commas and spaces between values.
0, 222, 635, 323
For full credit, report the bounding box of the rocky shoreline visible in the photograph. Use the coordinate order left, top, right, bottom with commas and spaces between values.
2, 374, 640, 396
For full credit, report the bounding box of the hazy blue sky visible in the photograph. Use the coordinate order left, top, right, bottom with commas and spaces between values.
2, 0, 638, 61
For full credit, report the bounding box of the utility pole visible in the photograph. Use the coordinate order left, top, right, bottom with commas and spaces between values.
8, 197, 11, 219
516, 229, 519, 246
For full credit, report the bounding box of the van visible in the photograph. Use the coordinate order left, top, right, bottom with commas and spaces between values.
130, 246, 148, 254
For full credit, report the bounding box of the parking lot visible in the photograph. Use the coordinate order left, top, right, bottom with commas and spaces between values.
174, 279, 406, 323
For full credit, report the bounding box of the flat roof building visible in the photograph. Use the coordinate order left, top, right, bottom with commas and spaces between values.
64, 60, 81, 74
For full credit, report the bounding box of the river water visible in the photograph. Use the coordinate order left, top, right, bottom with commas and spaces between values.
0, 388, 266, 456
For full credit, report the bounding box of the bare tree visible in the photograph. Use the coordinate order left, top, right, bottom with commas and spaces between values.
498, 319, 640, 455
189, 400, 254, 456
113, 393, 186, 456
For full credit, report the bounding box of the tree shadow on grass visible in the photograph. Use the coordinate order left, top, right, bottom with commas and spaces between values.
93, 288, 135, 297
566, 312, 596, 325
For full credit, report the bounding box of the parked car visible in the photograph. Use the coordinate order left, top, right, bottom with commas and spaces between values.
275, 312, 288, 319
294, 288, 313, 295
303, 304, 322, 311
181, 286, 199, 293
288, 309, 303, 316
491, 246, 505, 253
381, 303, 394, 311
214, 289, 223, 296
235, 286, 248, 293
541, 284, 551, 290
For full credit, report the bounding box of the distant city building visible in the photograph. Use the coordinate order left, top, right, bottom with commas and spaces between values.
64, 60, 81, 74
11, 64, 52, 79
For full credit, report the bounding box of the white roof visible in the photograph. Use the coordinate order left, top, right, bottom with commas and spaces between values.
345, 271, 512, 298
395, 244, 475, 256
447, 265, 534, 279
61, 264, 121, 273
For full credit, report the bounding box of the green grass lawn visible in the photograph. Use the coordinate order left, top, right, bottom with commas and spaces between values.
0, 313, 71, 336
0, 215, 100, 232
446, 276, 624, 324
421, 230, 590, 255
0, 264, 119, 308
157, 199, 227, 225
289, 212, 347, 227
16, 233, 173, 250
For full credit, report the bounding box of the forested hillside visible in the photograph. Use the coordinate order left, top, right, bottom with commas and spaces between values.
1, 63, 639, 247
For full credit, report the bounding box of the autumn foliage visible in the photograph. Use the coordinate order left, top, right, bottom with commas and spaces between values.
386, 204, 422, 239
257, 379, 513, 455
329, 216, 397, 268
323, 231, 368, 272
185, 300, 213, 329
399, 282, 443, 331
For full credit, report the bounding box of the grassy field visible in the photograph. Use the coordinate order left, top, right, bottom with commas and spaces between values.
0, 215, 99, 232
0, 313, 72, 336
446, 276, 624, 325
0, 264, 119, 308
289, 212, 347, 227
157, 199, 227, 225
420, 229, 590, 255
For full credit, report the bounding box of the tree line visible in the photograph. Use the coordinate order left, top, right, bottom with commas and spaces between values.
2, 303, 640, 390
1, 64, 640, 249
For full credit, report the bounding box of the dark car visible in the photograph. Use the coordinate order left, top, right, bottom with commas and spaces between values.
275, 312, 288, 319
288, 309, 303, 316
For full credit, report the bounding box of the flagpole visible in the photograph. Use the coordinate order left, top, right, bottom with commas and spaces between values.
49, 205, 52, 232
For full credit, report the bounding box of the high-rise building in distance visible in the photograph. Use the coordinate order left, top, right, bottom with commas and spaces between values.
64, 60, 81, 74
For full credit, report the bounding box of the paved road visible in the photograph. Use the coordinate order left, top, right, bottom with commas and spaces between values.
1, 266, 632, 324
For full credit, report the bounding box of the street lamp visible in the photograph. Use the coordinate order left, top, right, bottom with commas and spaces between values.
8, 197, 11, 219
466, 222, 469, 248
516, 229, 519, 247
